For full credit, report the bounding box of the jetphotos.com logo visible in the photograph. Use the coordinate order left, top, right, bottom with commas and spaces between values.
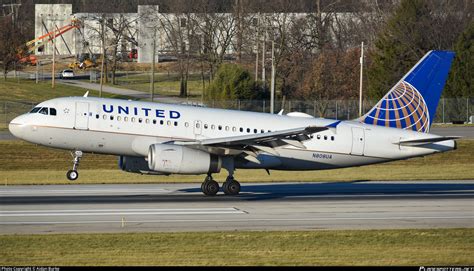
420, 267, 474, 271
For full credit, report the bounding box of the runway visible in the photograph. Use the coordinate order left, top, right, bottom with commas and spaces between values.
1, 181, 473, 234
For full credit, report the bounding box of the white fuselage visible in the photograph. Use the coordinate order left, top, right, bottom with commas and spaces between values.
9, 97, 455, 172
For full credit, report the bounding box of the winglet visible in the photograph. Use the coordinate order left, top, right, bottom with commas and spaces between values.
83, 91, 89, 97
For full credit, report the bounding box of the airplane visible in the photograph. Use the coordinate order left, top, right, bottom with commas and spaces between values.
9, 50, 459, 196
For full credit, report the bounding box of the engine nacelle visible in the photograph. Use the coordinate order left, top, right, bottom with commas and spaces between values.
118, 155, 168, 175
148, 144, 221, 174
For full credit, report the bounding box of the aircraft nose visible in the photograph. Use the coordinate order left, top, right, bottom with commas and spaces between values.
9, 116, 26, 139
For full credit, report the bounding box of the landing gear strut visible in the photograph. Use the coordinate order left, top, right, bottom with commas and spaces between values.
66, 150, 82, 181
222, 176, 241, 195
201, 174, 219, 196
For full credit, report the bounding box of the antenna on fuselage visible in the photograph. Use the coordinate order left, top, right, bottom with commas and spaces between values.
83, 91, 89, 97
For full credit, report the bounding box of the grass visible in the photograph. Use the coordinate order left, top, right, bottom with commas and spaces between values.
0, 139, 473, 185
0, 229, 472, 265
0, 78, 130, 103
112, 72, 205, 98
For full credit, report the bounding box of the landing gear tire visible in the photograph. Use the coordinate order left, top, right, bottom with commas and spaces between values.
66, 170, 79, 181
67, 150, 82, 181
222, 178, 241, 195
201, 175, 219, 196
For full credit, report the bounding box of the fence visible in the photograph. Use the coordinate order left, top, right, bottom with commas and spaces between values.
1, 98, 472, 129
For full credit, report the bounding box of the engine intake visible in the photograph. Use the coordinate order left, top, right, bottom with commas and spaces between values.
148, 144, 221, 174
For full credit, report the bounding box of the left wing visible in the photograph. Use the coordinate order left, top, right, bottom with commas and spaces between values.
173, 125, 327, 164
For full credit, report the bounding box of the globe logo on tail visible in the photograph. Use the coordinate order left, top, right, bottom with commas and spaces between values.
362, 81, 430, 133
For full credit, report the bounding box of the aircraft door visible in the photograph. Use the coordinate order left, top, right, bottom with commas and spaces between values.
74, 102, 90, 130
193, 120, 202, 137
351, 127, 365, 155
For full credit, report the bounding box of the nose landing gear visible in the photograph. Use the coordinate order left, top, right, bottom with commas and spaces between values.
66, 150, 82, 181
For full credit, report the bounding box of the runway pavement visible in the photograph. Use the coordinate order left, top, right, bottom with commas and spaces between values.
1, 181, 473, 234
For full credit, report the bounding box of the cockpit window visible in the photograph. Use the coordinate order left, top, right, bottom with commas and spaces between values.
38, 108, 48, 115
29, 107, 57, 116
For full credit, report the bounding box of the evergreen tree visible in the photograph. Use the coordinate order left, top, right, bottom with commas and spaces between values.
444, 22, 474, 98
205, 64, 266, 100
367, 0, 432, 99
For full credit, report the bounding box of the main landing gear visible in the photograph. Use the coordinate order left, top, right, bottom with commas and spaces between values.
66, 150, 82, 181
201, 174, 241, 196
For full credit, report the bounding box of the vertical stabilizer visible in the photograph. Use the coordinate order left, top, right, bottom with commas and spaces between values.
361, 50, 455, 133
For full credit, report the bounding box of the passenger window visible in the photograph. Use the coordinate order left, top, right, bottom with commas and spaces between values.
110, 116, 114, 120
167, 120, 171, 126
254, 129, 257, 133
218, 125, 222, 130
96, 114, 99, 119
204, 124, 208, 129
117, 116, 122, 121
240, 127, 243, 132
261, 129, 264, 133
196, 122, 200, 128
331, 136, 335, 141
124, 117, 128, 122
232, 127, 237, 132
324, 135, 328, 140
174, 121, 178, 126
211, 125, 215, 130
160, 120, 164, 125
185, 122, 189, 127
131, 117, 136, 122
49, 108, 57, 116
103, 115, 107, 120
317, 135, 321, 140
38, 108, 48, 115
138, 118, 143, 123
225, 126, 229, 131
145, 119, 150, 124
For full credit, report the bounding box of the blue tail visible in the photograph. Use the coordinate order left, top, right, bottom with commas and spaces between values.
361, 50, 455, 133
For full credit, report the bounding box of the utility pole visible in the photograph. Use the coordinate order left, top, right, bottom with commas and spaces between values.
150, 35, 156, 102
261, 28, 266, 88
359, 41, 364, 117
254, 13, 259, 82
270, 40, 275, 114
52, 39, 55, 89
100, 15, 105, 98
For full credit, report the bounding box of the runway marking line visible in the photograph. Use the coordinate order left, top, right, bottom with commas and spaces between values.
0, 207, 246, 217
0, 216, 473, 225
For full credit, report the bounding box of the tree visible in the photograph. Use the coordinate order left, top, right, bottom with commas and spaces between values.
296, 48, 360, 116
444, 21, 474, 98
367, 0, 471, 99
205, 63, 264, 100
0, 10, 26, 80
367, 0, 433, 99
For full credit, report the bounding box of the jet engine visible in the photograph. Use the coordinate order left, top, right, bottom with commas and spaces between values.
148, 144, 221, 174
118, 155, 167, 175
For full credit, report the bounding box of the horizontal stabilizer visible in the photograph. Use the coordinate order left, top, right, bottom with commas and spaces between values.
398, 136, 461, 146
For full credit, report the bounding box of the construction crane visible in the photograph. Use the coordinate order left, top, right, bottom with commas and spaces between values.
18, 18, 80, 65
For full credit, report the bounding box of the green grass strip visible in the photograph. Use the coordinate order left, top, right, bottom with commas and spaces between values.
1, 229, 473, 266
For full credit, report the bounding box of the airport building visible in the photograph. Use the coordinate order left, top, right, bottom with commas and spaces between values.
34, 3, 355, 64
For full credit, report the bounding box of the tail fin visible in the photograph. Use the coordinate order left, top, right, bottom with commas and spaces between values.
361, 50, 455, 133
